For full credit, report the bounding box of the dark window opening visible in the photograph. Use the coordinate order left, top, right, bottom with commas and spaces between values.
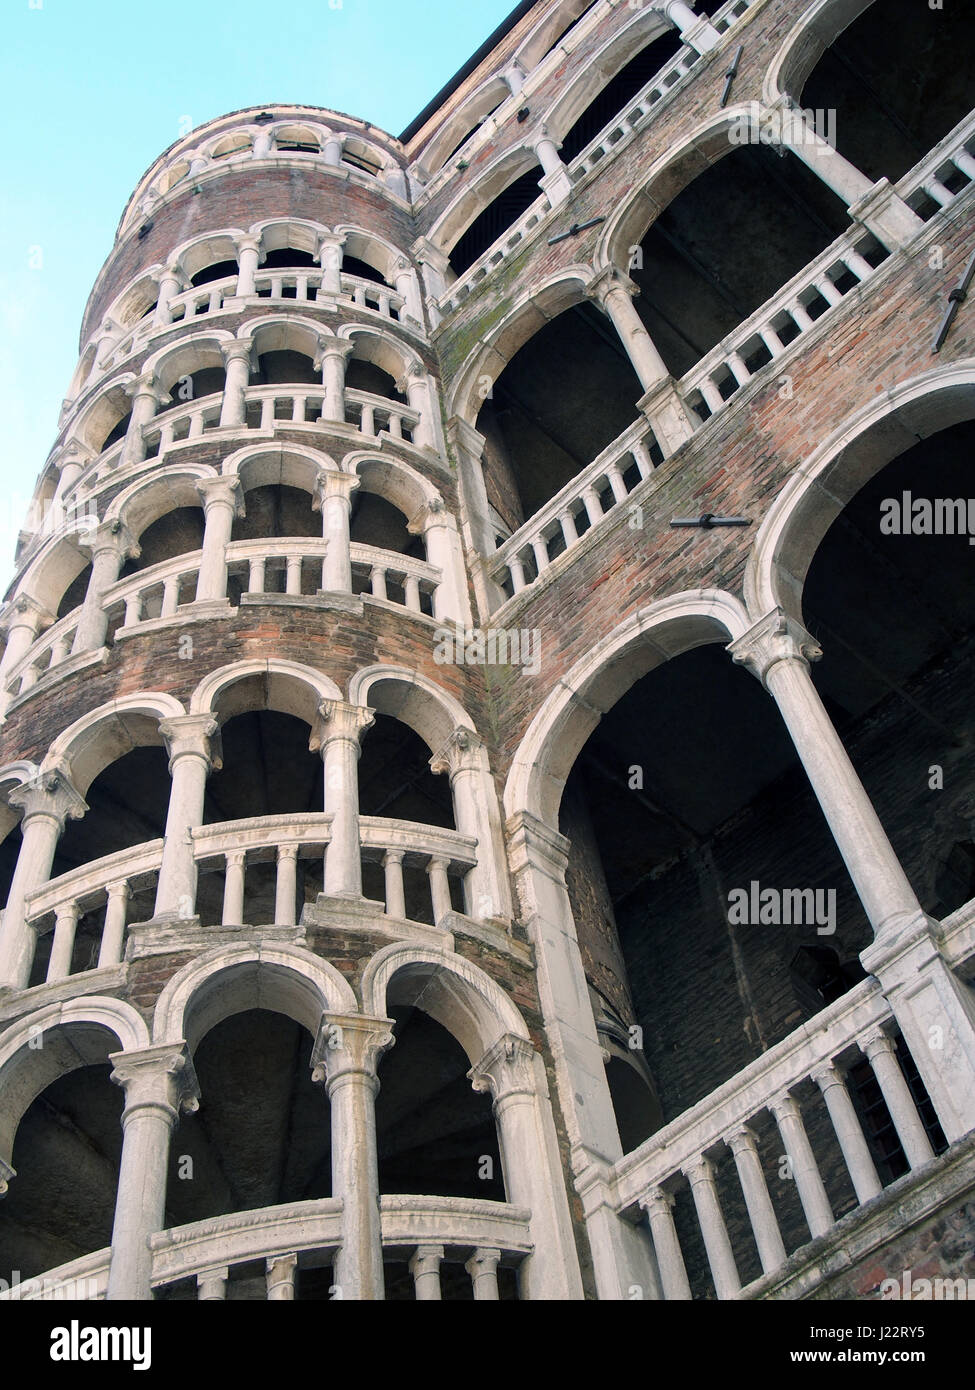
559, 27, 685, 165
449, 166, 542, 277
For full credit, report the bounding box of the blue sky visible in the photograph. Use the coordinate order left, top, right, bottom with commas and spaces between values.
0, 0, 516, 591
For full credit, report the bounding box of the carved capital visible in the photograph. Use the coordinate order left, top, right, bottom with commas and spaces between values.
196, 474, 245, 516
429, 726, 483, 779
727, 608, 822, 689
220, 339, 255, 368
0, 593, 54, 636
109, 1042, 200, 1118
9, 769, 88, 829
315, 469, 360, 506
311, 1013, 395, 1087
76, 519, 139, 562
311, 700, 375, 752
585, 265, 638, 306
158, 714, 221, 771
468, 1032, 536, 1101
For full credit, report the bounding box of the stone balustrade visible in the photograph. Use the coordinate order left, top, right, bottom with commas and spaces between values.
488, 417, 662, 602
608, 978, 941, 1300
897, 109, 975, 221
359, 816, 477, 925
349, 543, 439, 616
192, 813, 333, 928
0, 1248, 111, 1301
2, 610, 83, 703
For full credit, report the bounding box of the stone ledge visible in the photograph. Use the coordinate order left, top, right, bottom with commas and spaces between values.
124, 916, 306, 960
0, 963, 128, 1025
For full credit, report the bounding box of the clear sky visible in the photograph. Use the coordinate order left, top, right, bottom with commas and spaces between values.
0, 0, 516, 592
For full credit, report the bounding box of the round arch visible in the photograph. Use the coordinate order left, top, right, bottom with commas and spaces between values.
237, 313, 327, 363
418, 74, 511, 178
68, 373, 138, 456
514, 0, 599, 74
347, 665, 474, 754
171, 230, 245, 284
764, 0, 875, 106
503, 590, 751, 827
333, 225, 407, 284
427, 143, 541, 258
143, 330, 234, 393
338, 324, 420, 385
0, 762, 39, 847
360, 942, 529, 1066
221, 440, 341, 498
248, 217, 327, 259
189, 658, 342, 724
152, 944, 357, 1052
745, 363, 975, 623
104, 461, 216, 539
11, 532, 92, 625
344, 450, 441, 519
42, 692, 187, 797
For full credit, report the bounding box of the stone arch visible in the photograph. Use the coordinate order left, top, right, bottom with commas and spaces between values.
101, 268, 165, 333
333, 225, 405, 284
541, 3, 673, 146
744, 363, 975, 623
345, 450, 441, 520
764, 0, 875, 106
189, 658, 341, 726
504, 590, 751, 827
338, 323, 420, 385
42, 692, 187, 797
203, 128, 255, 162
447, 266, 593, 425
0, 997, 150, 1178
596, 104, 759, 274
152, 944, 356, 1052
515, 0, 600, 74
361, 942, 529, 1066
104, 461, 217, 539
143, 330, 234, 394
172, 230, 244, 284
347, 665, 474, 755
248, 217, 326, 260
238, 313, 327, 364
221, 441, 340, 500
68, 373, 137, 455
268, 122, 325, 154
418, 74, 511, 178
427, 143, 542, 259
0, 762, 39, 847
11, 532, 92, 625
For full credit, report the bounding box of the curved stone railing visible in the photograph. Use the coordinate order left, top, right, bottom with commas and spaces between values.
607, 979, 942, 1300
359, 816, 478, 925
0, 1247, 111, 1301
3, 610, 83, 703
897, 109, 975, 220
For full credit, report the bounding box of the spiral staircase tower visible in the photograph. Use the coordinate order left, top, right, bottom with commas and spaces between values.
2, 0, 975, 1304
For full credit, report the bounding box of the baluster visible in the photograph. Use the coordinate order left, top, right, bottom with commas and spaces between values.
207, 288, 222, 312
353, 284, 366, 306
20, 664, 39, 692
769, 1092, 833, 1238
697, 377, 725, 414
726, 350, 749, 386
410, 1245, 444, 1300
640, 1189, 691, 1301
813, 1062, 883, 1204
861, 1032, 935, 1169
291, 394, 306, 423
188, 408, 205, 439
403, 574, 421, 611
270, 275, 284, 298
260, 397, 275, 431
248, 556, 266, 593
531, 537, 549, 575
286, 554, 303, 595
158, 421, 176, 452
815, 275, 843, 307
161, 575, 180, 618
275, 845, 298, 925
123, 591, 143, 627
265, 1254, 297, 1300
952, 149, 975, 180
370, 566, 388, 601
383, 849, 406, 918
582, 486, 603, 529
98, 880, 130, 968
759, 325, 785, 358
923, 178, 954, 208
360, 401, 375, 435
386, 412, 403, 440
788, 296, 815, 331
843, 249, 874, 282
222, 849, 247, 925
197, 1267, 229, 1301
378, 293, 391, 317
559, 510, 579, 548
683, 1156, 740, 1299
296, 275, 309, 301
631, 439, 655, 479
725, 1127, 787, 1275
426, 855, 452, 925
508, 554, 527, 593
465, 1248, 500, 1301
605, 462, 628, 503
50, 631, 73, 666
47, 902, 81, 982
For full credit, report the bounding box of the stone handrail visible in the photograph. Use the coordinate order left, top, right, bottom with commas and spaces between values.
896, 109, 975, 218
150, 1198, 344, 1288
0, 1247, 111, 1301
3, 609, 83, 700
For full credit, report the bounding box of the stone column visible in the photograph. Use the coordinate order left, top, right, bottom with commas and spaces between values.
769, 1092, 833, 1239
466, 1248, 501, 1299
409, 498, 473, 627
813, 1062, 882, 1204
0, 596, 53, 695
503, 60, 526, 96
445, 416, 506, 619
656, 0, 720, 52
152, 264, 184, 328
233, 234, 262, 297
154, 715, 220, 919
726, 1126, 787, 1275
683, 1156, 740, 1298
317, 233, 346, 298
383, 165, 409, 200
323, 131, 344, 166
53, 442, 93, 507
728, 610, 926, 939
531, 126, 572, 206
861, 1030, 935, 1168
122, 372, 167, 467
313, 701, 374, 899
98, 880, 131, 969
392, 257, 423, 324
430, 728, 513, 922
0, 770, 88, 988
410, 1244, 444, 1299
317, 340, 354, 424
316, 470, 359, 594
761, 98, 924, 251
586, 267, 695, 454
640, 1189, 691, 1300
470, 1033, 583, 1299
411, 236, 451, 311
218, 342, 254, 427
195, 475, 243, 605
106, 1044, 199, 1301
266, 1253, 297, 1300
313, 1014, 395, 1300
400, 364, 436, 451
71, 522, 138, 654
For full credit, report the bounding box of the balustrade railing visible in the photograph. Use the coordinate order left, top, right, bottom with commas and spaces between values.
350, 543, 439, 616
359, 816, 477, 925
897, 110, 975, 220
3, 611, 83, 702
611, 979, 942, 1299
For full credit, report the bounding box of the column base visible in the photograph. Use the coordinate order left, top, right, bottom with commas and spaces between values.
539, 164, 573, 209
302, 895, 388, 927
314, 590, 366, 615
637, 379, 696, 455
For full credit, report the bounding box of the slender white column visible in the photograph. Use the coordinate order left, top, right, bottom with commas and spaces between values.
466, 1248, 501, 1300
411, 237, 450, 307
0, 596, 53, 695
430, 728, 513, 921
314, 700, 374, 899
729, 611, 925, 938
656, 0, 721, 53
769, 1092, 833, 1239
470, 1034, 582, 1299
588, 268, 669, 390
401, 365, 436, 451
266, 1253, 297, 1300
197, 1266, 229, 1300
726, 1126, 787, 1275
317, 233, 346, 297
317, 469, 359, 593
426, 855, 452, 924
861, 1031, 935, 1169
71, 522, 138, 654
323, 132, 344, 166
106, 1044, 199, 1300
503, 60, 526, 95
318, 340, 354, 424
222, 850, 246, 925
218, 342, 253, 427
275, 844, 298, 925
410, 1244, 443, 1299
233, 234, 262, 296
813, 1062, 883, 1203
640, 1189, 691, 1300
382, 849, 406, 918
0, 771, 88, 988
195, 476, 243, 604
98, 879, 131, 968
683, 1156, 740, 1299
392, 257, 423, 323
411, 498, 472, 627
313, 1014, 395, 1300
154, 715, 219, 918
47, 902, 80, 983
531, 126, 572, 205
122, 372, 166, 467
152, 265, 184, 327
